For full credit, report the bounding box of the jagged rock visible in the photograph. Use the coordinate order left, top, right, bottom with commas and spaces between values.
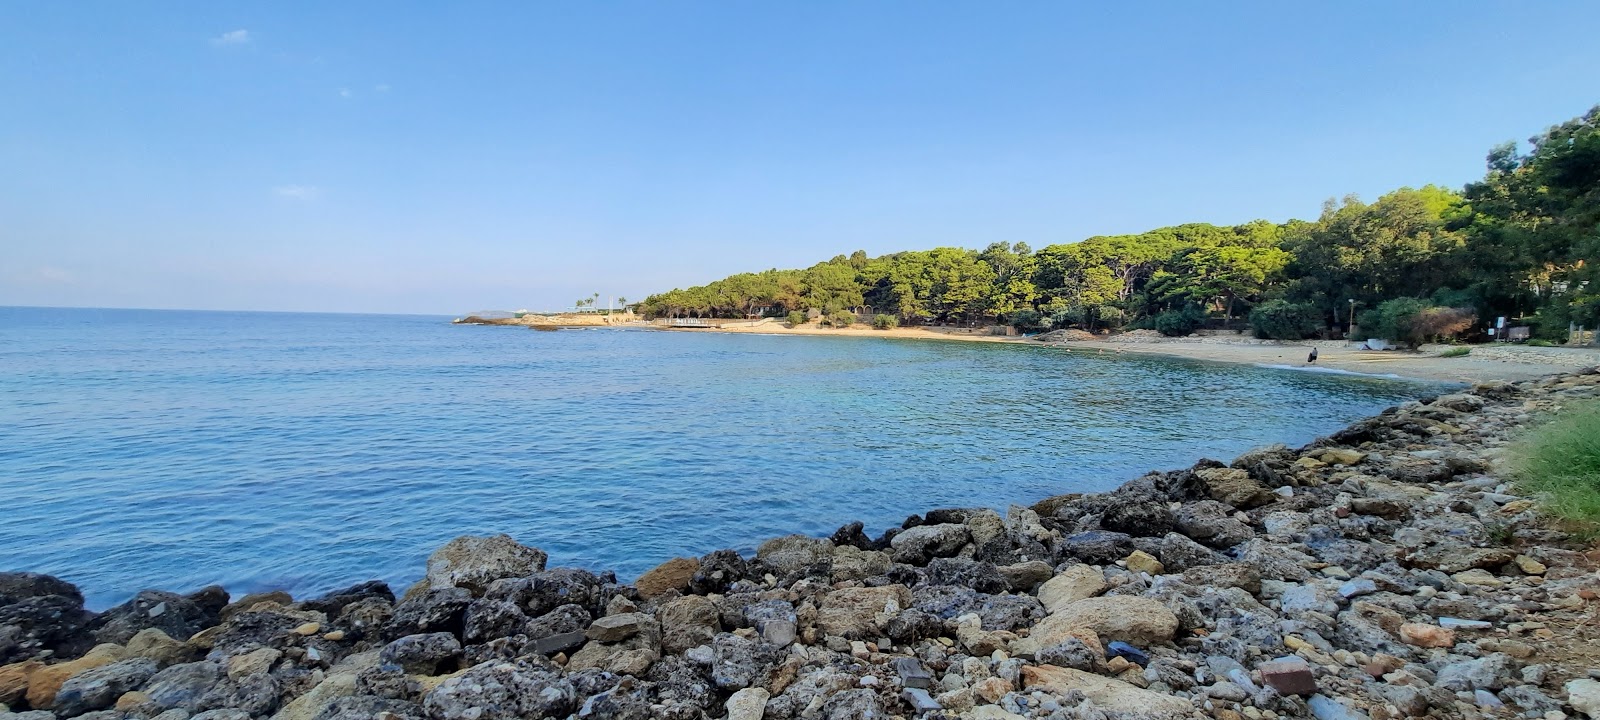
299, 581, 394, 617
0, 594, 96, 664
141, 661, 222, 714
884, 609, 944, 644
1436, 653, 1515, 691
888, 525, 969, 565
1566, 678, 1600, 719
830, 546, 891, 583
1100, 497, 1175, 537
706, 633, 782, 691
1159, 532, 1228, 571
0, 659, 42, 706
585, 613, 655, 643
1033, 596, 1177, 646
312, 696, 424, 720
923, 558, 1006, 593
524, 604, 591, 641
688, 550, 748, 595
1059, 531, 1133, 564
52, 658, 159, 717
1036, 637, 1102, 671
1175, 501, 1254, 548
225, 648, 279, 680
197, 671, 280, 716
461, 598, 528, 643
383, 589, 471, 640
656, 595, 720, 654
422, 658, 577, 720
379, 633, 461, 675
90, 591, 216, 647
818, 688, 883, 719
0, 574, 83, 608
487, 569, 607, 619
419, 535, 547, 597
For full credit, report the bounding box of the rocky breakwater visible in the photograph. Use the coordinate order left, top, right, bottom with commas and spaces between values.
6, 370, 1600, 720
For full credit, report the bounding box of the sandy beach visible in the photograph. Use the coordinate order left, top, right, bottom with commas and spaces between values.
663, 322, 1600, 383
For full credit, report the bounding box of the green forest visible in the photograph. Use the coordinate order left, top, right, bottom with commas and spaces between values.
640, 105, 1600, 344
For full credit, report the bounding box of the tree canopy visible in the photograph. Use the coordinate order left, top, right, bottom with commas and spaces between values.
641, 105, 1600, 341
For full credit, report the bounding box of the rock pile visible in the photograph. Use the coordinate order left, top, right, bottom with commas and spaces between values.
4, 371, 1600, 720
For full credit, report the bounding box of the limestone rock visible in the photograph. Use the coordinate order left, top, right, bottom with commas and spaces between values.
421, 535, 547, 597
1032, 596, 1177, 646
1022, 665, 1193, 718
1196, 467, 1273, 509
1036, 565, 1104, 613
816, 586, 910, 640
724, 686, 769, 720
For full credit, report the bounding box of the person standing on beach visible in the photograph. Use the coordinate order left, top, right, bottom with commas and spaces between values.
1307, 347, 1319, 364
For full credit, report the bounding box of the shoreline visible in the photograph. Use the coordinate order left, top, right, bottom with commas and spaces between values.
652, 323, 1600, 383
4, 371, 1598, 719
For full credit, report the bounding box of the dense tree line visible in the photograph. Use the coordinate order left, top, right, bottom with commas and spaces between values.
641, 106, 1600, 342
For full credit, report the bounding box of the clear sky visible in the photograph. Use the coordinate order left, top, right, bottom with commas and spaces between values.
4, 2, 1598, 315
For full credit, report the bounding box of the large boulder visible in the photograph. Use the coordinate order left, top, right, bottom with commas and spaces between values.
633, 558, 697, 599
1196, 468, 1273, 509
141, 661, 223, 714
379, 633, 462, 675
299, 581, 395, 616
384, 588, 472, 640
51, 658, 159, 717
0, 594, 95, 663
1022, 665, 1194, 718
1036, 566, 1105, 614
89, 590, 216, 646
755, 536, 833, 581
420, 535, 547, 597
1058, 531, 1133, 565
889, 524, 971, 565
0, 574, 83, 608
422, 659, 578, 720
817, 585, 911, 639
657, 595, 720, 655
688, 550, 748, 595
1032, 596, 1178, 646
1174, 501, 1254, 548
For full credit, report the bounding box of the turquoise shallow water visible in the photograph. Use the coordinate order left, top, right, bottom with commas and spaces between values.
1, 307, 1437, 609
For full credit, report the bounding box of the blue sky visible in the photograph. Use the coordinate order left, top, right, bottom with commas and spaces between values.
3, 3, 1598, 314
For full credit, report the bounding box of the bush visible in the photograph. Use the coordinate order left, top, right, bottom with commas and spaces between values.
826, 312, 856, 328
786, 311, 807, 326
1528, 339, 1556, 347
1008, 308, 1043, 330
1437, 346, 1471, 358
1249, 300, 1323, 340
1153, 306, 1205, 337
1359, 299, 1476, 347
871, 314, 899, 330
1511, 399, 1600, 535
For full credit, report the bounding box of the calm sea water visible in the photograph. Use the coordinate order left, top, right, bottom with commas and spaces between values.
1, 307, 1437, 609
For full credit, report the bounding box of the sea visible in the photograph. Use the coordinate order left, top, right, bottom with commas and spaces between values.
0, 307, 1440, 609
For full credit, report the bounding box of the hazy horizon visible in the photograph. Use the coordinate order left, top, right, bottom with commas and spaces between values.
5, 2, 1600, 315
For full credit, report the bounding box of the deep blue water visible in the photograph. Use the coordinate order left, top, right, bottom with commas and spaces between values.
1, 307, 1437, 609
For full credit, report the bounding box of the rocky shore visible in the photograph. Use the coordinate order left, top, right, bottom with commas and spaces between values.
5, 371, 1600, 720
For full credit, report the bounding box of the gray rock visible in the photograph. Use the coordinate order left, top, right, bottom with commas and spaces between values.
1036, 638, 1102, 672
379, 633, 462, 675
384, 588, 472, 640
461, 598, 528, 643
1436, 653, 1516, 692
311, 696, 424, 720
657, 596, 720, 655
707, 633, 782, 691
818, 689, 884, 720
143, 662, 223, 714
755, 535, 834, 580
421, 534, 548, 596
88, 592, 212, 647
1059, 531, 1133, 564
524, 604, 590, 640
196, 672, 278, 717
1308, 693, 1369, 720
1175, 501, 1254, 548
889, 525, 970, 565
52, 658, 159, 717
422, 659, 576, 720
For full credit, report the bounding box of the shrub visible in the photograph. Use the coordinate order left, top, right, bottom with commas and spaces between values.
786, 311, 807, 326
1361, 300, 1477, 347
1529, 339, 1556, 347
827, 312, 856, 328
1008, 308, 1043, 330
1249, 300, 1323, 340
1153, 306, 1205, 337
1437, 346, 1471, 358
1511, 399, 1600, 535
871, 314, 899, 330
